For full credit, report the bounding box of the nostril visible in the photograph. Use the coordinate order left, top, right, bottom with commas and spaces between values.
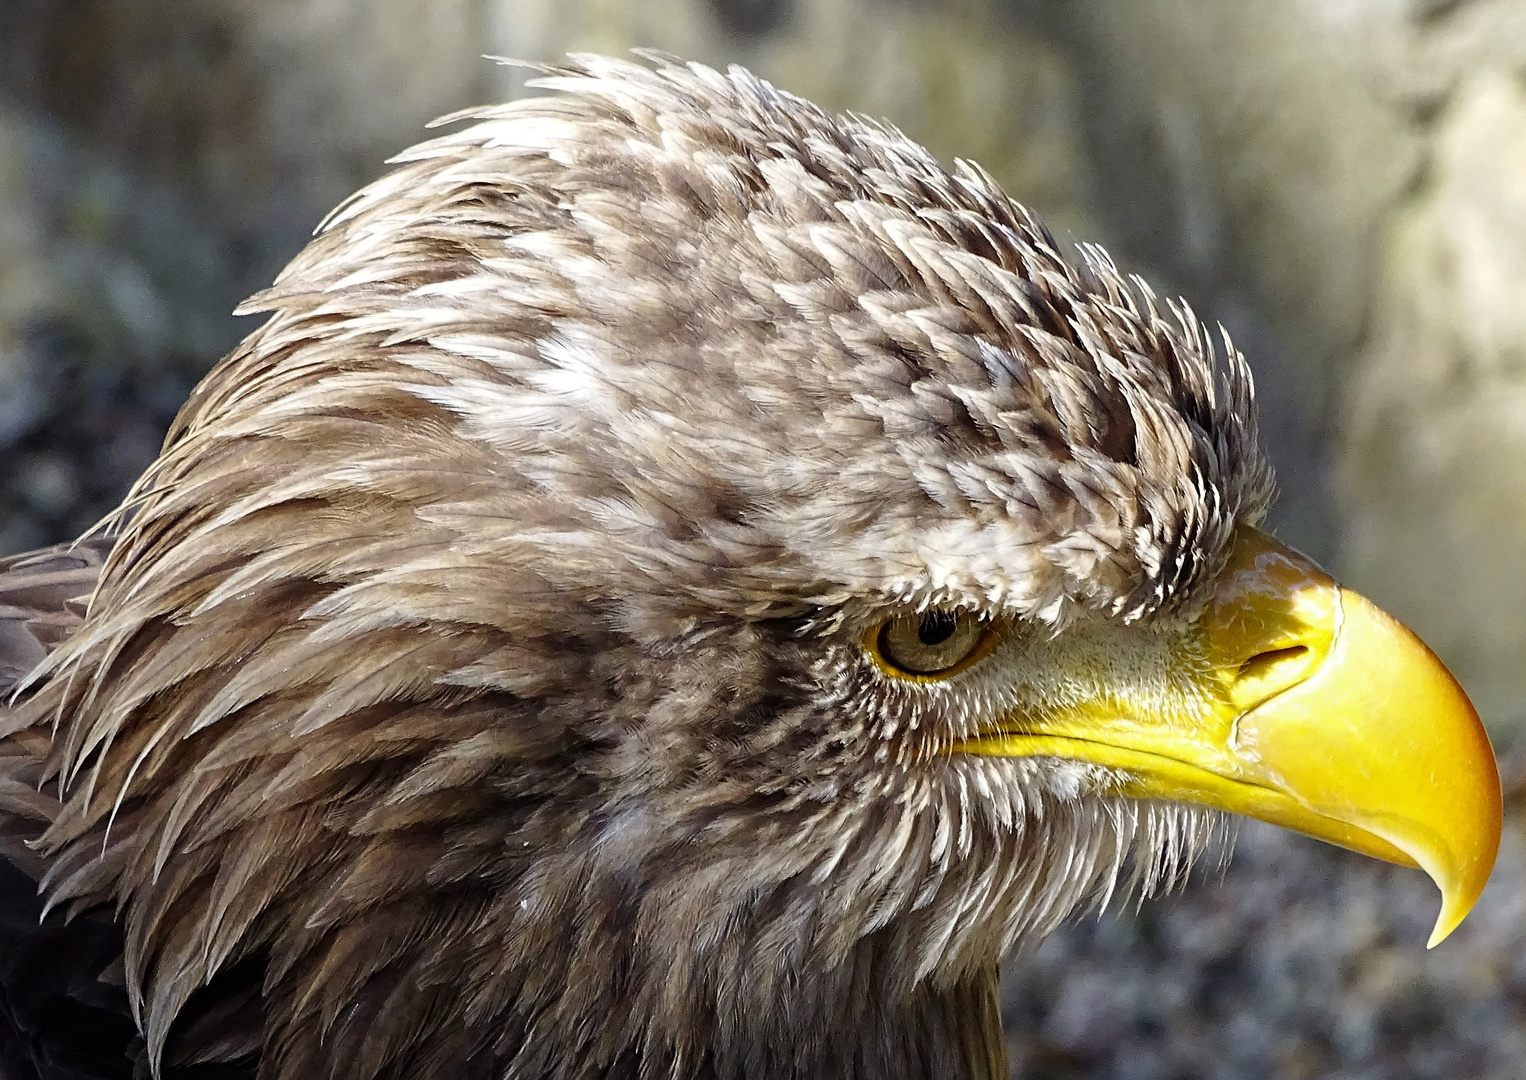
1238, 645, 1310, 682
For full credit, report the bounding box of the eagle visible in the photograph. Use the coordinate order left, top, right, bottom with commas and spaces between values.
0, 54, 1502, 1080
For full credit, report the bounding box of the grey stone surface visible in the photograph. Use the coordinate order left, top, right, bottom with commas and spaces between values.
1004, 806, 1526, 1080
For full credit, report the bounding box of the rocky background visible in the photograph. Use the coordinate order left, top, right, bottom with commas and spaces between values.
2, 0, 1524, 1076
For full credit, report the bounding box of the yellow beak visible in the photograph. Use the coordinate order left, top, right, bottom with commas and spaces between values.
958, 527, 1501, 946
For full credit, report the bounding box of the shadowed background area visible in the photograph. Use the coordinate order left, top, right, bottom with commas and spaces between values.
0, 0, 1523, 1075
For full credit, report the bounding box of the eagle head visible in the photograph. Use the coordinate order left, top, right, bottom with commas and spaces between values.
5, 55, 1499, 1080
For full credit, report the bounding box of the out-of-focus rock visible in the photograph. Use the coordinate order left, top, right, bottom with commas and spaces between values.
0, 105, 52, 453
1344, 68, 1526, 730
1003, 811, 1526, 1080
0, 102, 65, 554
0, 101, 211, 553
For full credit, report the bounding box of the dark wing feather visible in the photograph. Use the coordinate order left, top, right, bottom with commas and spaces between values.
0, 539, 113, 876
0, 539, 255, 1080
0, 540, 127, 1079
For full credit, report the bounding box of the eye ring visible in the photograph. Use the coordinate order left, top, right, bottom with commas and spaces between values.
865, 608, 999, 680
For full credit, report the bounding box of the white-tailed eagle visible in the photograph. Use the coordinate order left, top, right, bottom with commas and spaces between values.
0, 54, 1500, 1080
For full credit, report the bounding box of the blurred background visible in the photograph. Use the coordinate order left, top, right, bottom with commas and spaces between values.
1, 0, 1524, 1075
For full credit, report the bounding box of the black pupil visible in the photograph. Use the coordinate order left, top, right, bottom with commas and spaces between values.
918, 610, 957, 646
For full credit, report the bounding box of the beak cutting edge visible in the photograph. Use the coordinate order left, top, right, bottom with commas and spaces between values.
956, 527, 1502, 947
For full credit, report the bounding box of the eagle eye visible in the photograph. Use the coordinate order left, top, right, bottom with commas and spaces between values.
872, 609, 991, 677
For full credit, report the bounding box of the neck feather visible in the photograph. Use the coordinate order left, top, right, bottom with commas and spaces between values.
575, 968, 1008, 1080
